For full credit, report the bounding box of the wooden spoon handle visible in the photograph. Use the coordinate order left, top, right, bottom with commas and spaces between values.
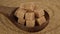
0, 6, 18, 16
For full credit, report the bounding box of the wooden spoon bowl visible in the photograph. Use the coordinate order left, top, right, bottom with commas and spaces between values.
0, 6, 49, 32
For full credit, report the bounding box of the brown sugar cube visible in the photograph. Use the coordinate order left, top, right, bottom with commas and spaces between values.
14, 8, 26, 19
34, 9, 44, 18
26, 20, 35, 27
14, 8, 26, 25
24, 3, 35, 11
25, 12, 35, 20
18, 19, 25, 25
37, 16, 46, 25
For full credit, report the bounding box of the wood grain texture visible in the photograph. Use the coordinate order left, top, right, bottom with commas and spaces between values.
0, 0, 60, 34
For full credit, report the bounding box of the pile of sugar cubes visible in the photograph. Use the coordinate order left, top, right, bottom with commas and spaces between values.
14, 3, 46, 28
